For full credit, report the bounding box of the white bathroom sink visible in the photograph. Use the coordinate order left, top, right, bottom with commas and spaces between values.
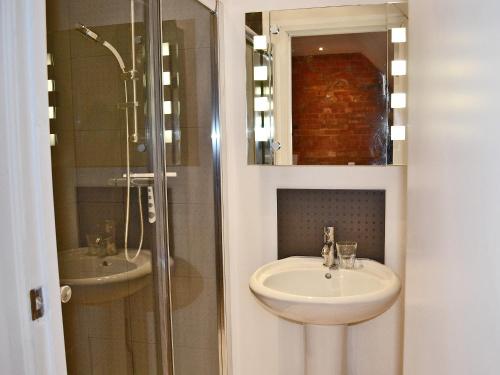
249, 257, 401, 325
59, 247, 152, 304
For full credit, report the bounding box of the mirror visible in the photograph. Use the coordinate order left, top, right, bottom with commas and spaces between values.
245, 3, 408, 165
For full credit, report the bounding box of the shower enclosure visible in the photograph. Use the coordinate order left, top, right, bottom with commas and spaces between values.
46, 0, 223, 373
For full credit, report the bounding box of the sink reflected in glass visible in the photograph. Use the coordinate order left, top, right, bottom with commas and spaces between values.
59, 247, 152, 304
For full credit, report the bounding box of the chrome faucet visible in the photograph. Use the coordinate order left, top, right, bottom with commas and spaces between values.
321, 226, 336, 268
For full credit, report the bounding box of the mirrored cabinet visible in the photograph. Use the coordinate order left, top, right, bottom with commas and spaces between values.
245, 2, 408, 166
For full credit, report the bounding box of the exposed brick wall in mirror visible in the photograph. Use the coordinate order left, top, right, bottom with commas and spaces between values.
292, 49, 388, 165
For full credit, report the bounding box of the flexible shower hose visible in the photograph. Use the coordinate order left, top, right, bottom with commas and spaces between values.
123, 0, 144, 263
123, 79, 144, 263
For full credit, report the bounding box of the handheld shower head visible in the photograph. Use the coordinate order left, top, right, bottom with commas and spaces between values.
75, 23, 126, 73
76, 24, 104, 44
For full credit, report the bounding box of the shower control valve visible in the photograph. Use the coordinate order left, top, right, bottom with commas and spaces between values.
147, 186, 156, 224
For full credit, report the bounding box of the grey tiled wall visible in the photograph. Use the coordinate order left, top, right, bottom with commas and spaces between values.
277, 189, 386, 263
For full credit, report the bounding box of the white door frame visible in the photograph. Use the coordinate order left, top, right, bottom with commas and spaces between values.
0, 0, 66, 374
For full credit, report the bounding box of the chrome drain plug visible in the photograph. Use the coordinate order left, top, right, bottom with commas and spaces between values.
325, 273, 332, 279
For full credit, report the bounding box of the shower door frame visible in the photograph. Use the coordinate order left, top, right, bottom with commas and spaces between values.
209, 5, 230, 375
146, 0, 175, 373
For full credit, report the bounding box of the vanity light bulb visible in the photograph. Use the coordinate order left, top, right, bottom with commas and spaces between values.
46, 53, 53, 66
164, 129, 173, 143
254, 66, 268, 81
391, 60, 407, 76
391, 27, 407, 43
253, 35, 268, 51
162, 42, 170, 56
47, 79, 55, 92
49, 133, 57, 147
391, 125, 406, 141
48, 106, 56, 119
255, 125, 271, 142
254, 97, 270, 112
162, 71, 171, 85
163, 101, 172, 115
391, 93, 407, 109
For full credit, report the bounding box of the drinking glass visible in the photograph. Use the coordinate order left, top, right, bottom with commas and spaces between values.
86, 233, 103, 256
104, 219, 117, 255
336, 241, 357, 269
86, 233, 112, 257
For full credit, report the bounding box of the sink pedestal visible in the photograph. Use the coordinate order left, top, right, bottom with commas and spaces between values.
305, 324, 347, 375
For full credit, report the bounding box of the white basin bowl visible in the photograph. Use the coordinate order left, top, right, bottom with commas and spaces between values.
249, 257, 401, 325
59, 247, 152, 304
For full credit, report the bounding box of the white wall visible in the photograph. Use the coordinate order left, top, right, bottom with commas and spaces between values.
404, 0, 500, 374
220, 1, 407, 374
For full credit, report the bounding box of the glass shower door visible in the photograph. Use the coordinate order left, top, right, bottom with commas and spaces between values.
47, 0, 168, 373
47, 0, 223, 373
160, 0, 223, 373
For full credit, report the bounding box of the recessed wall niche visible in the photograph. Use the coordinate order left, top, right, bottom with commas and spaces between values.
277, 189, 385, 262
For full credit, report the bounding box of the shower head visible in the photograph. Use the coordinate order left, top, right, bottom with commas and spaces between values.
75, 23, 126, 73
76, 24, 104, 44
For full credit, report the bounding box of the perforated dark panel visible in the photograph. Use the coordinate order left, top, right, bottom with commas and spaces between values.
277, 189, 385, 263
